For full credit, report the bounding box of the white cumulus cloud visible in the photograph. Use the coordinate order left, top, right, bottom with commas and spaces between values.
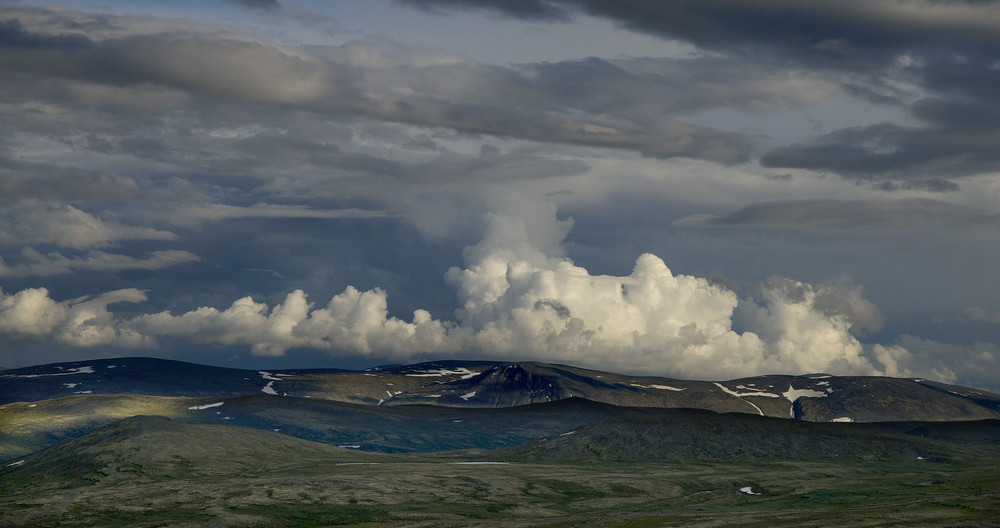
0, 207, 980, 383
0, 287, 152, 348
115, 212, 905, 380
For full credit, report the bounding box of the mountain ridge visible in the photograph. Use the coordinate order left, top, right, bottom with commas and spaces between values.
3, 356, 999, 424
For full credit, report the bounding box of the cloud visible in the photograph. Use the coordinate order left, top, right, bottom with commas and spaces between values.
0, 201, 178, 248
0, 206, 990, 386
0, 13, 332, 104
0, 249, 201, 277
20, 211, 894, 380
159, 203, 390, 229
222, 0, 281, 10
0, 7, 767, 163
760, 118, 1000, 181
965, 307, 1000, 324
673, 199, 999, 232
0, 18, 94, 51
130, 287, 457, 358
0, 287, 151, 347
396, 0, 570, 20
811, 275, 885, 334
880, 335, 1000, 391
396, 0, 1000, 181
396, 1, 1000, 66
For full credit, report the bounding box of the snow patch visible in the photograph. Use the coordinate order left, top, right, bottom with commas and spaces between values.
63, 383, 79, 388
27, 404, 36, 408
338, 444, 362, 449
460, 391, 476, 401
783, 384, 828, 418
5, 460, 25, 467
261, 381, 278, 395
259, 371, 283, 381
783, 385, 827, 403
739, 486, 760, 495
2, 365, 95, 378
831, 417, 854, 423
713, 383, 770, 416
560, 430, 577, 436
713, 382, 779, 398
106, 365, 117, 369
631, 383, 685, 391
423, 394, 442, 398
188, 402, 225, 410
405, 367, 480, 379
74, 390, 92, 394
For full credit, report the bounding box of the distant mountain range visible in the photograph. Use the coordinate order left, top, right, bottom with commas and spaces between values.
3, 356, 1000, 459
3, 356, 999, 422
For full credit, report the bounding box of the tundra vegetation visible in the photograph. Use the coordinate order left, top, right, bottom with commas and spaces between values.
2, 359, 999, 526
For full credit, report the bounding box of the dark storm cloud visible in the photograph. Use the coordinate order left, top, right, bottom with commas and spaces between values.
395, 0, 1000, 181
398, 0, 569, 20
0, 156, 141, 203
222, 0, 281, 10
674, 198, 1000, 232
0, 7, 774, 164
762, 95, 1000, 180
0, 18, 94, 50
395, 0, 1000, 63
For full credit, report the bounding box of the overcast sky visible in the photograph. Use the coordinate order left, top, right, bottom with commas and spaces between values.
1, 0, 999, 389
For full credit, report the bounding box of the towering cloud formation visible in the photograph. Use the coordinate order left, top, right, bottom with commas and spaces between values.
0, 206, 992, 383
21, 209, 891, 379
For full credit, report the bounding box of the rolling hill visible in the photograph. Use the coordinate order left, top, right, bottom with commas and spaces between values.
4, 356, 1000, 527
0, 392, 626, 459
3, 357, 999, 422
3, 410, 999, 527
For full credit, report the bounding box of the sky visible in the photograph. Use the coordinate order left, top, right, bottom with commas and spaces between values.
1, 0, 999, 389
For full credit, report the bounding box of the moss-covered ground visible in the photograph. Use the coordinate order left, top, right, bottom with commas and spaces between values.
3, 456, 997, 527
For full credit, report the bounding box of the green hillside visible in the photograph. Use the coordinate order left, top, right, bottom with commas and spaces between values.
2, 413, 999, 527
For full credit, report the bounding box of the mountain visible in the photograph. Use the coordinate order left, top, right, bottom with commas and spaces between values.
4, 357, 1000, 423
0, 357, 329, 403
